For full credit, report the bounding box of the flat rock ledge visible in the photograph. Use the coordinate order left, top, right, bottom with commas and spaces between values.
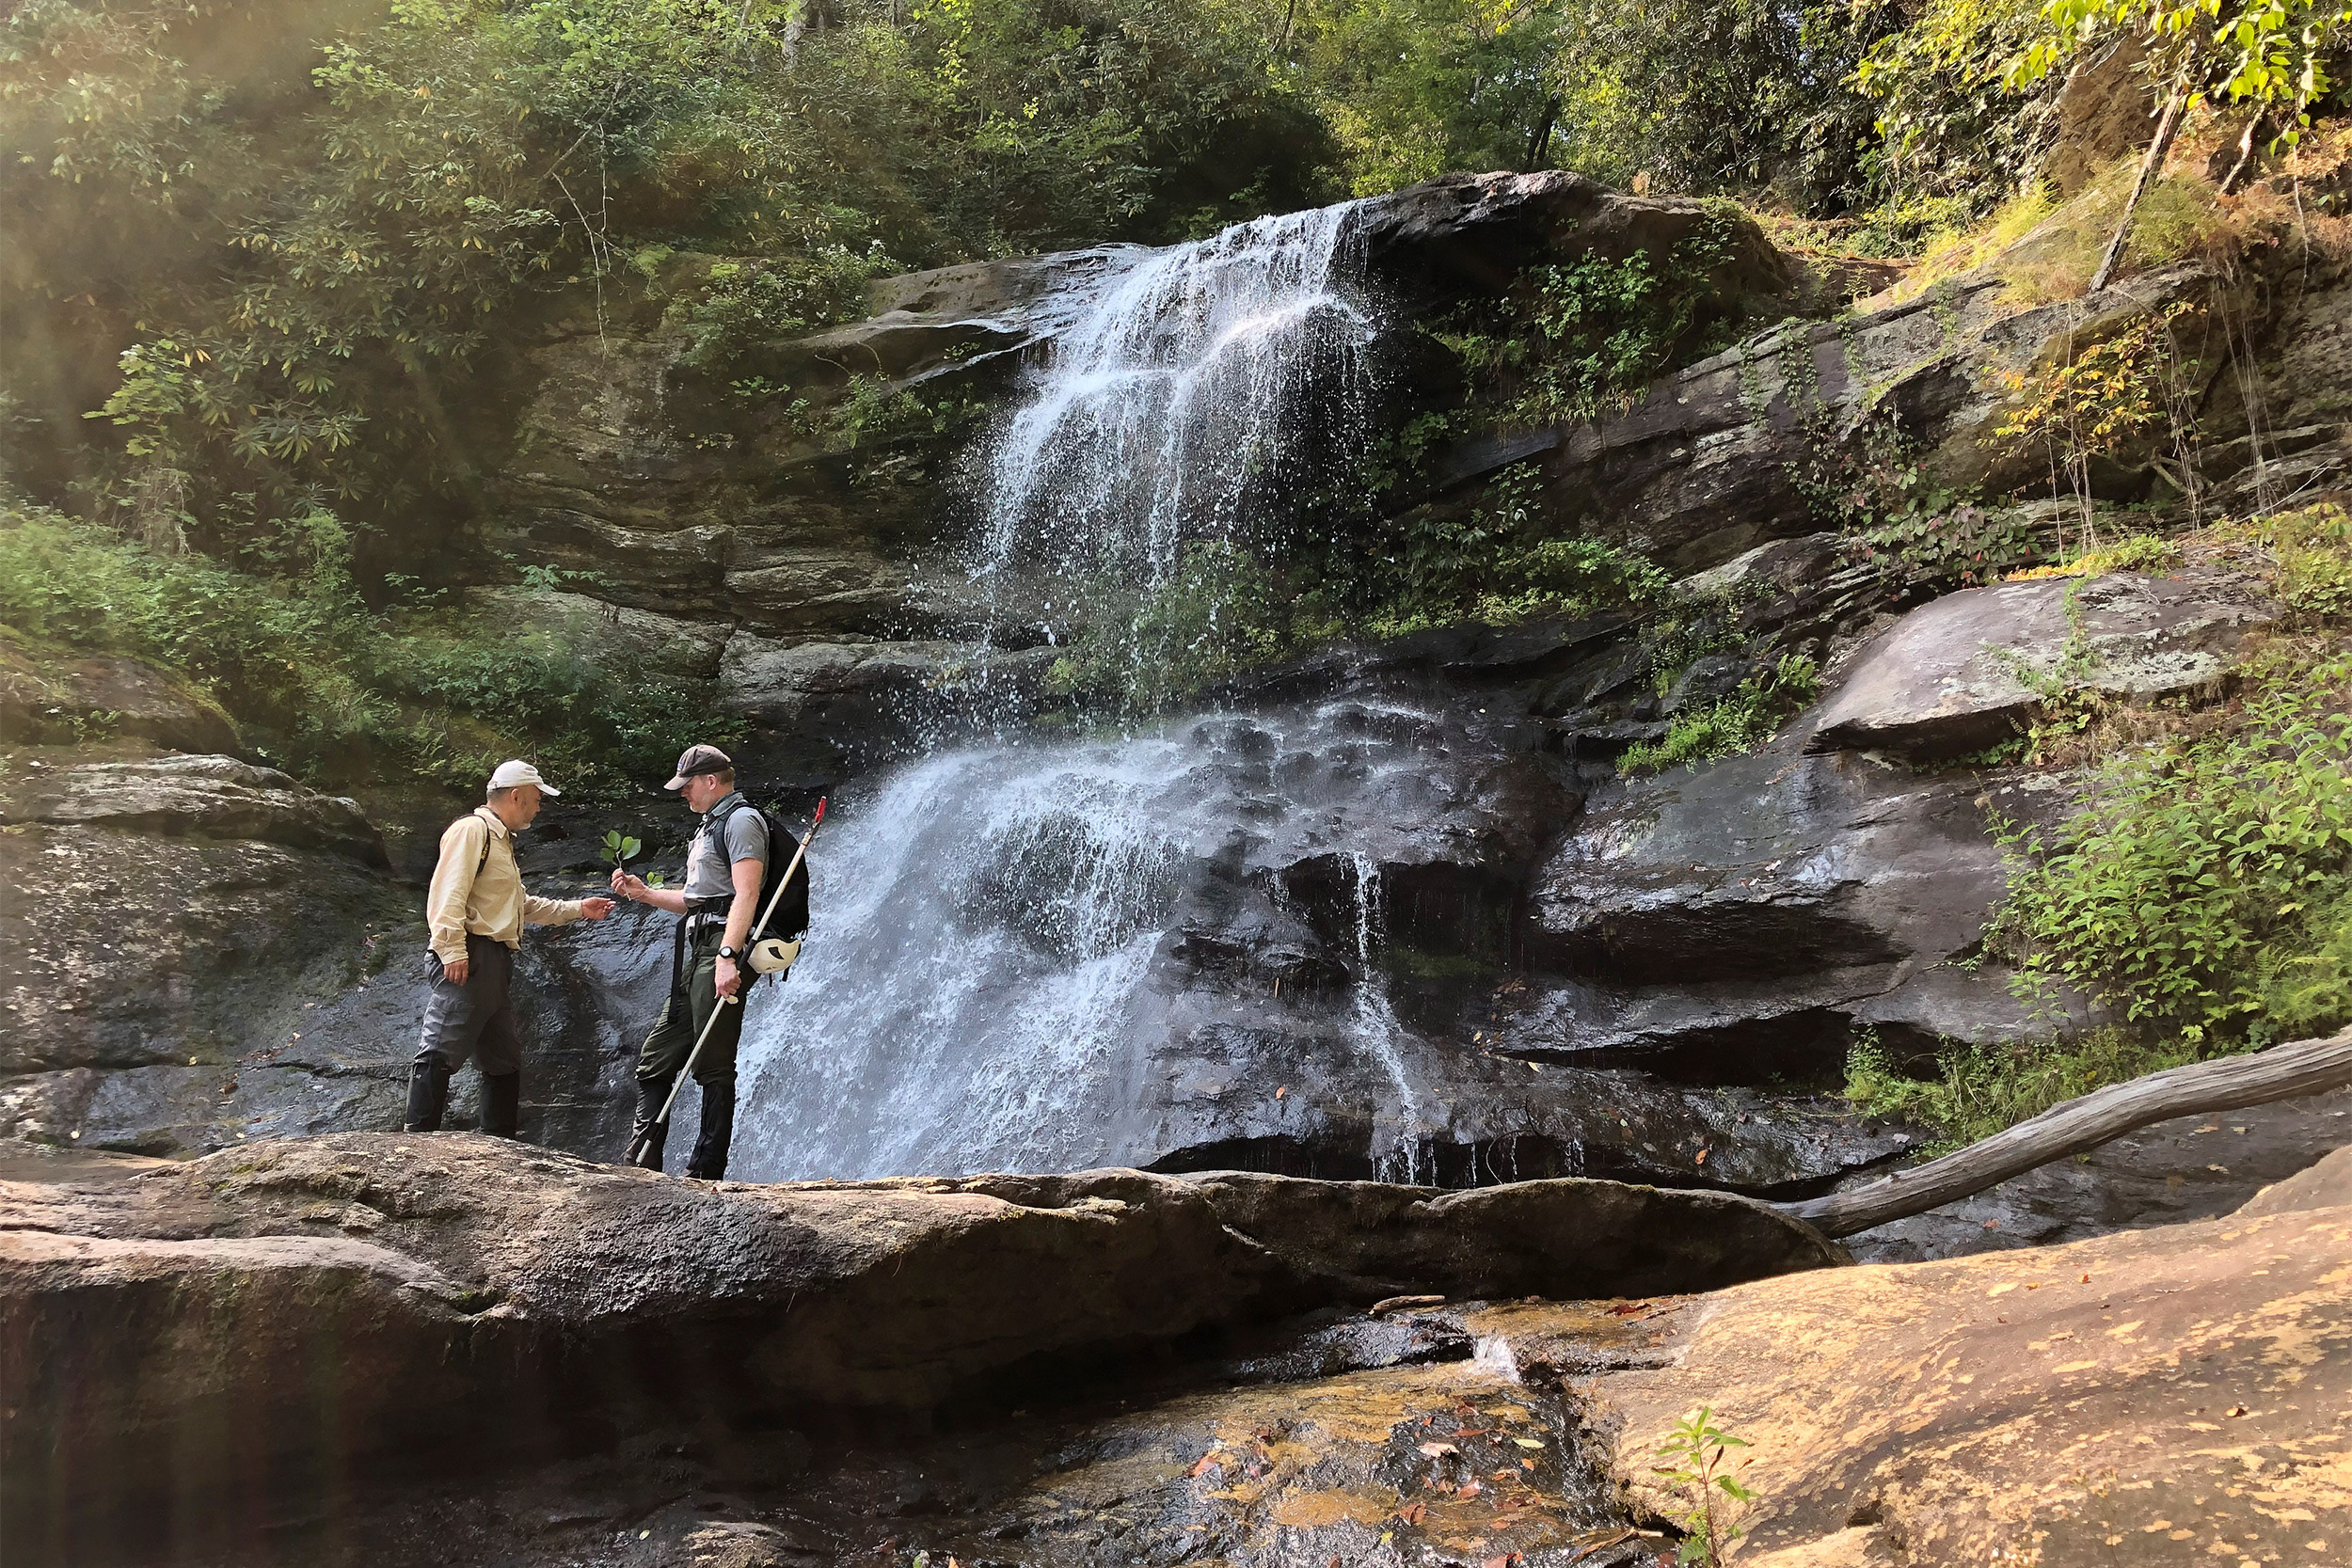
0, 1133, 1838, 1540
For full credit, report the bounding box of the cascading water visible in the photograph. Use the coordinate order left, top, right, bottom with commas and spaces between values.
731, 199, 1446, 1182
976, 202, 1371, 588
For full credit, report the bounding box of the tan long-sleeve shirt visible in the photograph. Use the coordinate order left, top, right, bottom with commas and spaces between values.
425, 806, 586, 965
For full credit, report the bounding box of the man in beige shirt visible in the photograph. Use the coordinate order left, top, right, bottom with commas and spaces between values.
405, 759, 614, 1137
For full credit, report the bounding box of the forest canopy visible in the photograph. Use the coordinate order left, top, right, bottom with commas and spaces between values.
4, 0, 2347, 573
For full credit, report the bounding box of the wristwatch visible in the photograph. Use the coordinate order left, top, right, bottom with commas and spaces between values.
718, 944, 739, 960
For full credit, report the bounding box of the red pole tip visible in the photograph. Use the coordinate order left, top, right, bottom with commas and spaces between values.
812, 797, 827, 824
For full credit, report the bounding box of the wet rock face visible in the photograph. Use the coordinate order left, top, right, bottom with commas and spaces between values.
0, 754, 407, 1150
1809, 567, 2277, 760
0, 754, 660, 1160
727, 677, 1915, 1198
0, 1132, 1842, 1556
1504, 739, 2081, 1082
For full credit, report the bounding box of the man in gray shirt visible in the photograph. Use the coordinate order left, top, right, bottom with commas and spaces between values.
608, 743, 774, 1178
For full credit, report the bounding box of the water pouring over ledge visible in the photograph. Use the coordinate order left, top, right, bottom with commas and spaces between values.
728, 198, 1470, 1181
961, 200, 1378, 680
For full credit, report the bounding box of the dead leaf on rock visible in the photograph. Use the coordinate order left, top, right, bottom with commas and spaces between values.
1188, 1452, 1221, 1477
1419, 1442, 1459, 1458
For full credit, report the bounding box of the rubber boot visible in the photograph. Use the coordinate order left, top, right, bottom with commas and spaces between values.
685, 1078, 736, 1180
628, 1078, 670, 1171
480, 1071, 522, 1140
404, 1053, 452, 1132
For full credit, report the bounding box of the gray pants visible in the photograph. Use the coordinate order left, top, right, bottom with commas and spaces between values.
417, 933, 523, 1075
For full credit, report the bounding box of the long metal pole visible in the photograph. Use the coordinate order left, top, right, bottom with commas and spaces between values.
628, 798, 826, 1168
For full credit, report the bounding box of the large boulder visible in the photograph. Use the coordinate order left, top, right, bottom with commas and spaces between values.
0, 1132, 1842, 1551
1510, 740, 2084, 1078
0, 755, 408, 1150
1542, 1179, 2352, 1567
1809, 566, 2276, 760
0, 641, 241, 754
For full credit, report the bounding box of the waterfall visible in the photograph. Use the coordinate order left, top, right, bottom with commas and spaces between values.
731, 201, 1433, 1182
1348, 851, 1430, 1186
961, 202, 1376, 674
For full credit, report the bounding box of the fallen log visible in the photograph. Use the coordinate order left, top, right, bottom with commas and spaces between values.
1781, 1028, 2352, 1239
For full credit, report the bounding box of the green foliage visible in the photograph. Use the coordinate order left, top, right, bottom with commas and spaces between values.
1469, 536, 1675, 626
0, 495, 723, 799
1438, 209, 1751, 433
676, 250, 896, 371
2015, 0, 2352, 150
3, 0, 1333, 553
1356, 467, 1671, 638
1845, 1027, 2201, 1149
1649, 1407, 1756, 1568
1620, 655, 1821, 775
2250, 502, 2352, 619
1785, 398, 2046, 588
1988, 658, 2352, 1044
1857, 0, 2058, 217
1541, 0, 1889, 214
2008, 530, 2183, 578
1864, 500, 2048, 587
1994, 303, 2197, 546
599, 829, 643, 868
1279, 0, 1565, 198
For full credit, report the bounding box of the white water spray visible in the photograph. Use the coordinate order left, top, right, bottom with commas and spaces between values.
966, 203, 1375, 646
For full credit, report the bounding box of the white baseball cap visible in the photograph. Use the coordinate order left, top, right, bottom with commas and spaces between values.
488, 758, 561, 796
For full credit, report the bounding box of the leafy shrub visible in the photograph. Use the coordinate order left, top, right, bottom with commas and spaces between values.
1994, 303, 2197, 549
1435, 209, 1751, 435
0, 496, 723, 798
2007, 531, 2181, 579
1863, 500, 2047, 588
1988, 659, 2352, 1045
1470, 537, 1673, 626
1789, 394, 2048, 588
676, 249, 897, 371
2249, 503, 2352, 620
1845, 1027, 2200, 1150
1620, 655, 1821, 775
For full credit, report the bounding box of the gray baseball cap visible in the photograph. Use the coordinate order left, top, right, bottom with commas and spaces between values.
664, 743, 733, 790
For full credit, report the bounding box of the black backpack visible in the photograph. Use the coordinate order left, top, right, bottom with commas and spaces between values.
714, 798, 810, 942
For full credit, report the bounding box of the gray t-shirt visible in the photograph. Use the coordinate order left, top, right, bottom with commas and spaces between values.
683, 792, 771, 902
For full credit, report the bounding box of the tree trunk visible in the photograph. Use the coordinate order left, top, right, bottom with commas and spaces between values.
1779, 1029, 2352, 1239
2089, 81, 2189, 293
1523, 94, 1561, 173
